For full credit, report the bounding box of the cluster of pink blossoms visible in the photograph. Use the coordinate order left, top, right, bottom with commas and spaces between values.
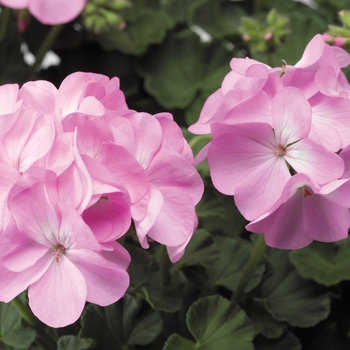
190, 34, 350, 250
0, 72, 203, 327
0, 0, 86, 25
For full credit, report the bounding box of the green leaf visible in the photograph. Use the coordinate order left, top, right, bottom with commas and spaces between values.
186, 295, 254, 350
254, 332, 302, 350
0, 302, 35, 349
248, 300, 286, 339
57, 335, 93, 350
141, 286, 181, 313
79, 294, 162, 347
206, 236, 265, 293
189, 0, 246, 39
290, 238, 350, 286
139, 31, 232, 109
162, 0, 195, 25
254, 249, 331, 328
163, 334, 196, 350
93, 8, 172, 54
126, 244, 160, 290
176, 229, 220, 268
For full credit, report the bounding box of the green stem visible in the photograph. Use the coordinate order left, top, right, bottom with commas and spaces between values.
31, 24, 64, 72
233, 234, 266, 303
0, 7, 11, 42
11, 296, 36, 326
11, 296, 57, 349
189, 134, 211, 150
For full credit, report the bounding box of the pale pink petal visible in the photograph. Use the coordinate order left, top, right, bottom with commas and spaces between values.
340, 145, 350, 179
147, 191, 196, 247
234, 157, 291, 220
100, 241, 131, 269
282, 68, 318, 99
304, 194, 349, 242
247, 188, 313, 249
19, 80, 57, 114
272, 87, 312, 145
83, 197, 131, 242
9, 183, 60, 247
0, 84, 19, 114
208, 123, 276, 195
57, 202, 101, 251
3, 240, 48, 272
310, 93, 350, 149
19, 124, 55, 172
67, 249, 129, 306
29, 0, 86, 25
78, 96, 105, 117
28, 257, 87, 328
0, 253, 52, 303
223, 91, 272, 126
314, 66, 340, 96
286, 138, 344, 184
188, 89, 224, 134
134, 184, 163, 248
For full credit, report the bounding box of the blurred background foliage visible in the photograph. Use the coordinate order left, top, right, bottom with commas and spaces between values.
2, 1, 350, 349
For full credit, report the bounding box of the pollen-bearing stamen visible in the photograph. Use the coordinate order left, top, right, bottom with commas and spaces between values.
274, 144, 286, 157
52, 244, 66, 263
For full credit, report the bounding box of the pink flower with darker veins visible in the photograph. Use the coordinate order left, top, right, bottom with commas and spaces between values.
0, 0, 86, 25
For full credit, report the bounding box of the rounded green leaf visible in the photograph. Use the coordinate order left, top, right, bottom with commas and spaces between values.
164, 334, 196, 350
254, 250, 331, 328
206, 236, 265, 293
79, 294, 162, 347
93, 8, 172, 54
186, 295, 254, 350
139, 31, 232, 109
141, 286, 182, 313
57, 335, 92, 350
176, 229, 220, 268
189, 0, 246, 39
254, 332, 302, 350
290, 239, 350, 286
0, 301, 35, 349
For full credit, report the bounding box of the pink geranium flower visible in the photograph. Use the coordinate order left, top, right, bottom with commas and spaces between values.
207, 87, 344, 220
0, 0, 86, 25
0, 181, 129, 327
246, 174, 350, 249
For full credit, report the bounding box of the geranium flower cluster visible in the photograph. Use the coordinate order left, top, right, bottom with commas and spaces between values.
0, 72, 203, 327
190, 34, 350, 250
0, 0, 86, 25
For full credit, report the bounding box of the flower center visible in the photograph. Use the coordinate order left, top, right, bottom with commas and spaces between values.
52, 244, 66, 263
303, 187, 312, 197
274, 144, 286, 157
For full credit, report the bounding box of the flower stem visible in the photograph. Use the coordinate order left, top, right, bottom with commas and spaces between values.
31, 24, 63, 72
189, 134, 211, 150
11, 296, 56, 349
0, 7, 11, 42
232, 234, 266, 303
11, 296, 36, 326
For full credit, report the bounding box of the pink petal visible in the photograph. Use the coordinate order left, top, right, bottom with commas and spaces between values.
272, 87, 312, 146
286, 138, 344, 184
304, 193, 349, 242
208, 123, 276, 195
29, 0, 86, 25
28, 257, 87, 327
67, 249, 129, 306
0, 253, 52, 303
234, 156, 291, 220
